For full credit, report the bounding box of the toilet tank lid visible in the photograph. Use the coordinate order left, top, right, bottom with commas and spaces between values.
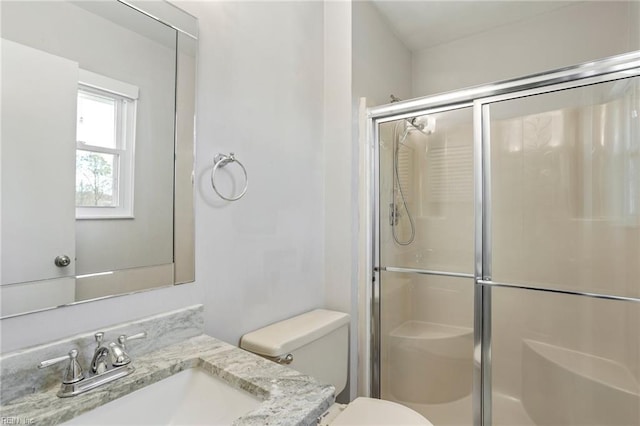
240, 309, 350, 357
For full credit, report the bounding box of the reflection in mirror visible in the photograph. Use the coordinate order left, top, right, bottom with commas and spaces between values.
0, 0, 197, 318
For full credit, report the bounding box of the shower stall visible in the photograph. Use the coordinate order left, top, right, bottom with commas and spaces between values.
369, 52, 640, 425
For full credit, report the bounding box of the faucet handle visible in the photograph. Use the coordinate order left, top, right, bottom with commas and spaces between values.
117, 331, 147, 351
38, 349, 84, 384
109, 342, 130, 367
109, 332, 146, 367
95, 332, 104, 346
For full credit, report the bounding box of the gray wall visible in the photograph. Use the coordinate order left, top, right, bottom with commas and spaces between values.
412, 1, 640, 97
178, 1, 327, 346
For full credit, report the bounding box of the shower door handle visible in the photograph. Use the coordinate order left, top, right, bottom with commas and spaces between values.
389, 203, 399, 226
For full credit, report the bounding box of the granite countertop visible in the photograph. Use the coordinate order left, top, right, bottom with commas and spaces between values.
0, 334, 335, 425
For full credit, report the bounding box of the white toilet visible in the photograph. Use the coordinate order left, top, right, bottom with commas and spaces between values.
240, 309, 433, 425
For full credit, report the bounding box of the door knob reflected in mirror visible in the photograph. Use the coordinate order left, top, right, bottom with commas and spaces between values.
54, 255, 71, 267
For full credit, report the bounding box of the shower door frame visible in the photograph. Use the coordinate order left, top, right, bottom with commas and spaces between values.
368, 50, 640, 426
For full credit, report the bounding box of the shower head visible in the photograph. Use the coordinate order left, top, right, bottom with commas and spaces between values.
394, 115, 436, 152
409, 115, 436, 135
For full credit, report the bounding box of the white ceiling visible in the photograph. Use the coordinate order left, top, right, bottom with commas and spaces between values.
371, 1, 575, 51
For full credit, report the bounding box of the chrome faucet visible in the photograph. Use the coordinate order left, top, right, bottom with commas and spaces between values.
38, 331, 147, 397
90, 332, 110, 374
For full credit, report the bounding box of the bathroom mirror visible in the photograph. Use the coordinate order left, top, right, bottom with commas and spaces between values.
0, 0, 197, 318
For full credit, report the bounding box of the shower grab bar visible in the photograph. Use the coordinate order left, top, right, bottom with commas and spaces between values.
211, 152, 248, 201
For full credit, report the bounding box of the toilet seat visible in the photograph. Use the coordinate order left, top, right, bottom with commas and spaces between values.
331, 397, 433, 425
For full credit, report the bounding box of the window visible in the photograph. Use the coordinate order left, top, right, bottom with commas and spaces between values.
76, 70, 138, 219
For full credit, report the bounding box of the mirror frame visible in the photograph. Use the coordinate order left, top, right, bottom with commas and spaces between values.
0, 0, 197, 319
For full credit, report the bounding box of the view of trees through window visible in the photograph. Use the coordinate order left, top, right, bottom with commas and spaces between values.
76, 88, 119, 208
75, 150, 116, 206
75, 82, 135, 216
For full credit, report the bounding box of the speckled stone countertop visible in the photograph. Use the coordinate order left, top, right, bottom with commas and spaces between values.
0, 335, 335, 426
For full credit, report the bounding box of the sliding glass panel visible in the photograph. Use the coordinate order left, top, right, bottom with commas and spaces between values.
380, 272, 474, 425
379, 107, 474, 274
489, 76, 640, 298
492, 286, 640, 426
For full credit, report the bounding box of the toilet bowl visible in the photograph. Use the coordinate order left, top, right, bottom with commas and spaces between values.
328, 397, 433, 425
240, 309, 433, 426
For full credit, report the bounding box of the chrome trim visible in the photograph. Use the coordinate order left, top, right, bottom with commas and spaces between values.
481, 285, 492, 426
479, 102, 493, 426
371, 116, 381, 399
57, 365, 135, 398
262, 353, 294, 365
481, 105, 492, 282
478, 68, 640, 107
472, 284, 483, 425
472, 99, 484, 426
478, 280, 640, 303
372, 102, 474, 125
368, 51, 640, 120
117, 0, 198, 39
211, 153, 249, 201
473, 101, 484, 283
380, 267, 474, 279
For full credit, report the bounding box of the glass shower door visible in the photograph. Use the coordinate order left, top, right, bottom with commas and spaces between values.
486, 76, 640, 425
374, 57, 640, 426
378, 107, 476, 425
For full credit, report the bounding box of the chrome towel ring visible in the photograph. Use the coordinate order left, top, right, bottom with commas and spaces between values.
211, 152, 248, 201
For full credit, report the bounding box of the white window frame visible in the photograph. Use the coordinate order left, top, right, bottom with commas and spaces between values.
76, 70, 138, 219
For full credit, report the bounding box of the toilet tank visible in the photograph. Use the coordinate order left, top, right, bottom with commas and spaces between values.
240, 309, 350, 395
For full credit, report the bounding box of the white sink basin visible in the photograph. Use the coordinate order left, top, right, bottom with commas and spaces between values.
63, 368, 261, 425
